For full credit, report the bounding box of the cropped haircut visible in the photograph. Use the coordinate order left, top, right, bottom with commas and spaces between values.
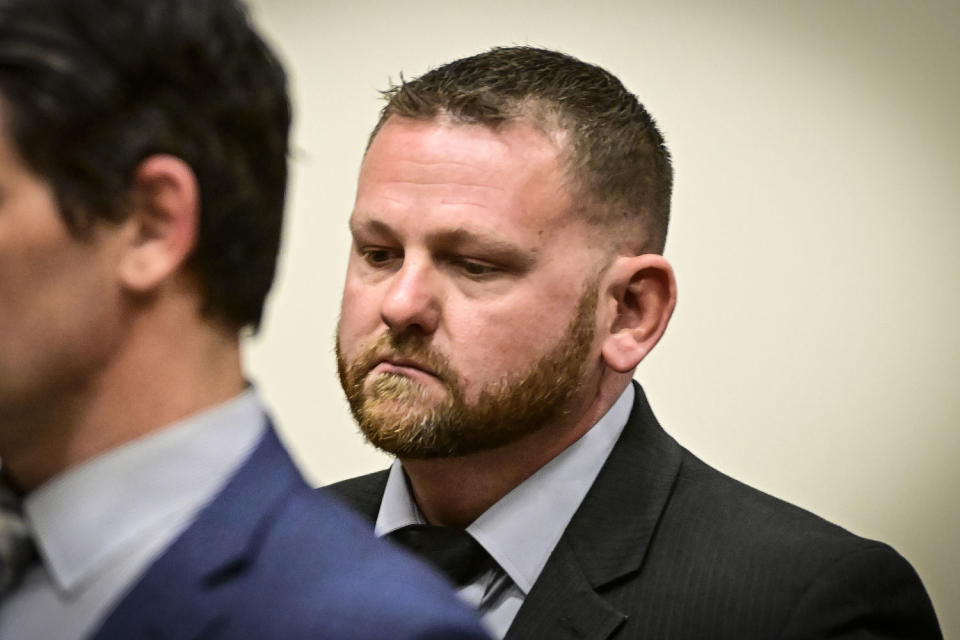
373, 47, 672, 254
0, 0, 291, 330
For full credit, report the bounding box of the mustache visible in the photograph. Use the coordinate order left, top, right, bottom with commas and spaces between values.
349, 332, 455, 386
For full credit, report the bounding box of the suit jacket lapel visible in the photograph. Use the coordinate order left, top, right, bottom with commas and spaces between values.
90, 426, 303, 640
504, 537, 627, 640
506, 383, 683, 640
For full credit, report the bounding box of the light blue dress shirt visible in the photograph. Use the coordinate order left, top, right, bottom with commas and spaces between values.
0, 390, 266, 640
375, 384, 634, 639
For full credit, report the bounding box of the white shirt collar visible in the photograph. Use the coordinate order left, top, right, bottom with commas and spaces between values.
24, 389, 266, 594
376, 384, 634, 594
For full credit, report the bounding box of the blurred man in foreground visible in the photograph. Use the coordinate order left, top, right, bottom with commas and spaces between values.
330, 46, 941, 639
0, 1, 488, 638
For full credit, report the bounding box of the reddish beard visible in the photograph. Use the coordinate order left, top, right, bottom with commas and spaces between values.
336, 284, 599, 459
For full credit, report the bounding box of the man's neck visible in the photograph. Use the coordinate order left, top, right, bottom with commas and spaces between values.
400, 374, 630, 528
0, 308, 245, 492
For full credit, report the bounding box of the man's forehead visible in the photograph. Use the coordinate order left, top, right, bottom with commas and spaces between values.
366, 115, 578, 225
361, 117, 568, 201
351, 114, 605, 253
370, 114, 566, 163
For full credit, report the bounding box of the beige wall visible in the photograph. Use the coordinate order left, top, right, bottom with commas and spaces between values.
243, 0, 959, 633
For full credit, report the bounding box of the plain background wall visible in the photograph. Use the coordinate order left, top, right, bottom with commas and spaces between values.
243, 0, 958, 633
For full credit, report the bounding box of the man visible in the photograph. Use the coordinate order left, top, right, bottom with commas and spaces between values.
0, 1, 490, 639
329, 47, 942, 639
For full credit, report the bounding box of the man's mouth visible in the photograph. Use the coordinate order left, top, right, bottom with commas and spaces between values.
369, 356, 440, 383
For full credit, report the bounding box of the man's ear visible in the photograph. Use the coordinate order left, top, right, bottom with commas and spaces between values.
118, 155, 199, 292
600, 254, 677, 373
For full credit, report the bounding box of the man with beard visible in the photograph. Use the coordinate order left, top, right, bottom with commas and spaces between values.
329, 47, 942, 639
0, 1, 490, 638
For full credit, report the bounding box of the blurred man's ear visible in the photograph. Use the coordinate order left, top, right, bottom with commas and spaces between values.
117, 155, 199, 292
600, 254, 677, 373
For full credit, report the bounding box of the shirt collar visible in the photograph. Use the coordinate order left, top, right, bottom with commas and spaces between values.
375, 384, 634, 594
24, 389, 266, 594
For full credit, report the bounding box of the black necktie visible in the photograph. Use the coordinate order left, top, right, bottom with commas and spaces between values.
389, 525, 494, 587
0, 479, 36, 598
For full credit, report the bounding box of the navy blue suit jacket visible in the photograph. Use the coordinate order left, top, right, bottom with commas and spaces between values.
90, 426, 488, 640
329, 385, 942, 640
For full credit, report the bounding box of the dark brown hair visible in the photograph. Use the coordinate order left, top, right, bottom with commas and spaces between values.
0, 0, 290, 330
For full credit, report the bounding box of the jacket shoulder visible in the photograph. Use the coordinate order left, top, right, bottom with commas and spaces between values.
627, 450, 942, 638
221, 485, 488, 639
94, 432, 485, 640
323, 469, 390, 523
671, 451, 888, 556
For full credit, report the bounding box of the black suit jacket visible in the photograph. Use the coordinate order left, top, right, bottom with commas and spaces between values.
327, 385, 942, 639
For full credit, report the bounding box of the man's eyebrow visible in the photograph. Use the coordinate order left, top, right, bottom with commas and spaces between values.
349, 217, 395, 238
431, 229, 537, 267
348, 220, 538, 267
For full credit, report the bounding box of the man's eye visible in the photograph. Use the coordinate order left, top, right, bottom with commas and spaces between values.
362, 248, 395, 265
459, 260, 498, 276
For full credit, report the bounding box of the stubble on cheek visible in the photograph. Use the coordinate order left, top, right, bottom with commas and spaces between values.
337, 330, 457, 412
336, 330, 471, 456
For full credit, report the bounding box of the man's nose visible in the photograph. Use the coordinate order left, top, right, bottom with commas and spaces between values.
380, 260, 440, 335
